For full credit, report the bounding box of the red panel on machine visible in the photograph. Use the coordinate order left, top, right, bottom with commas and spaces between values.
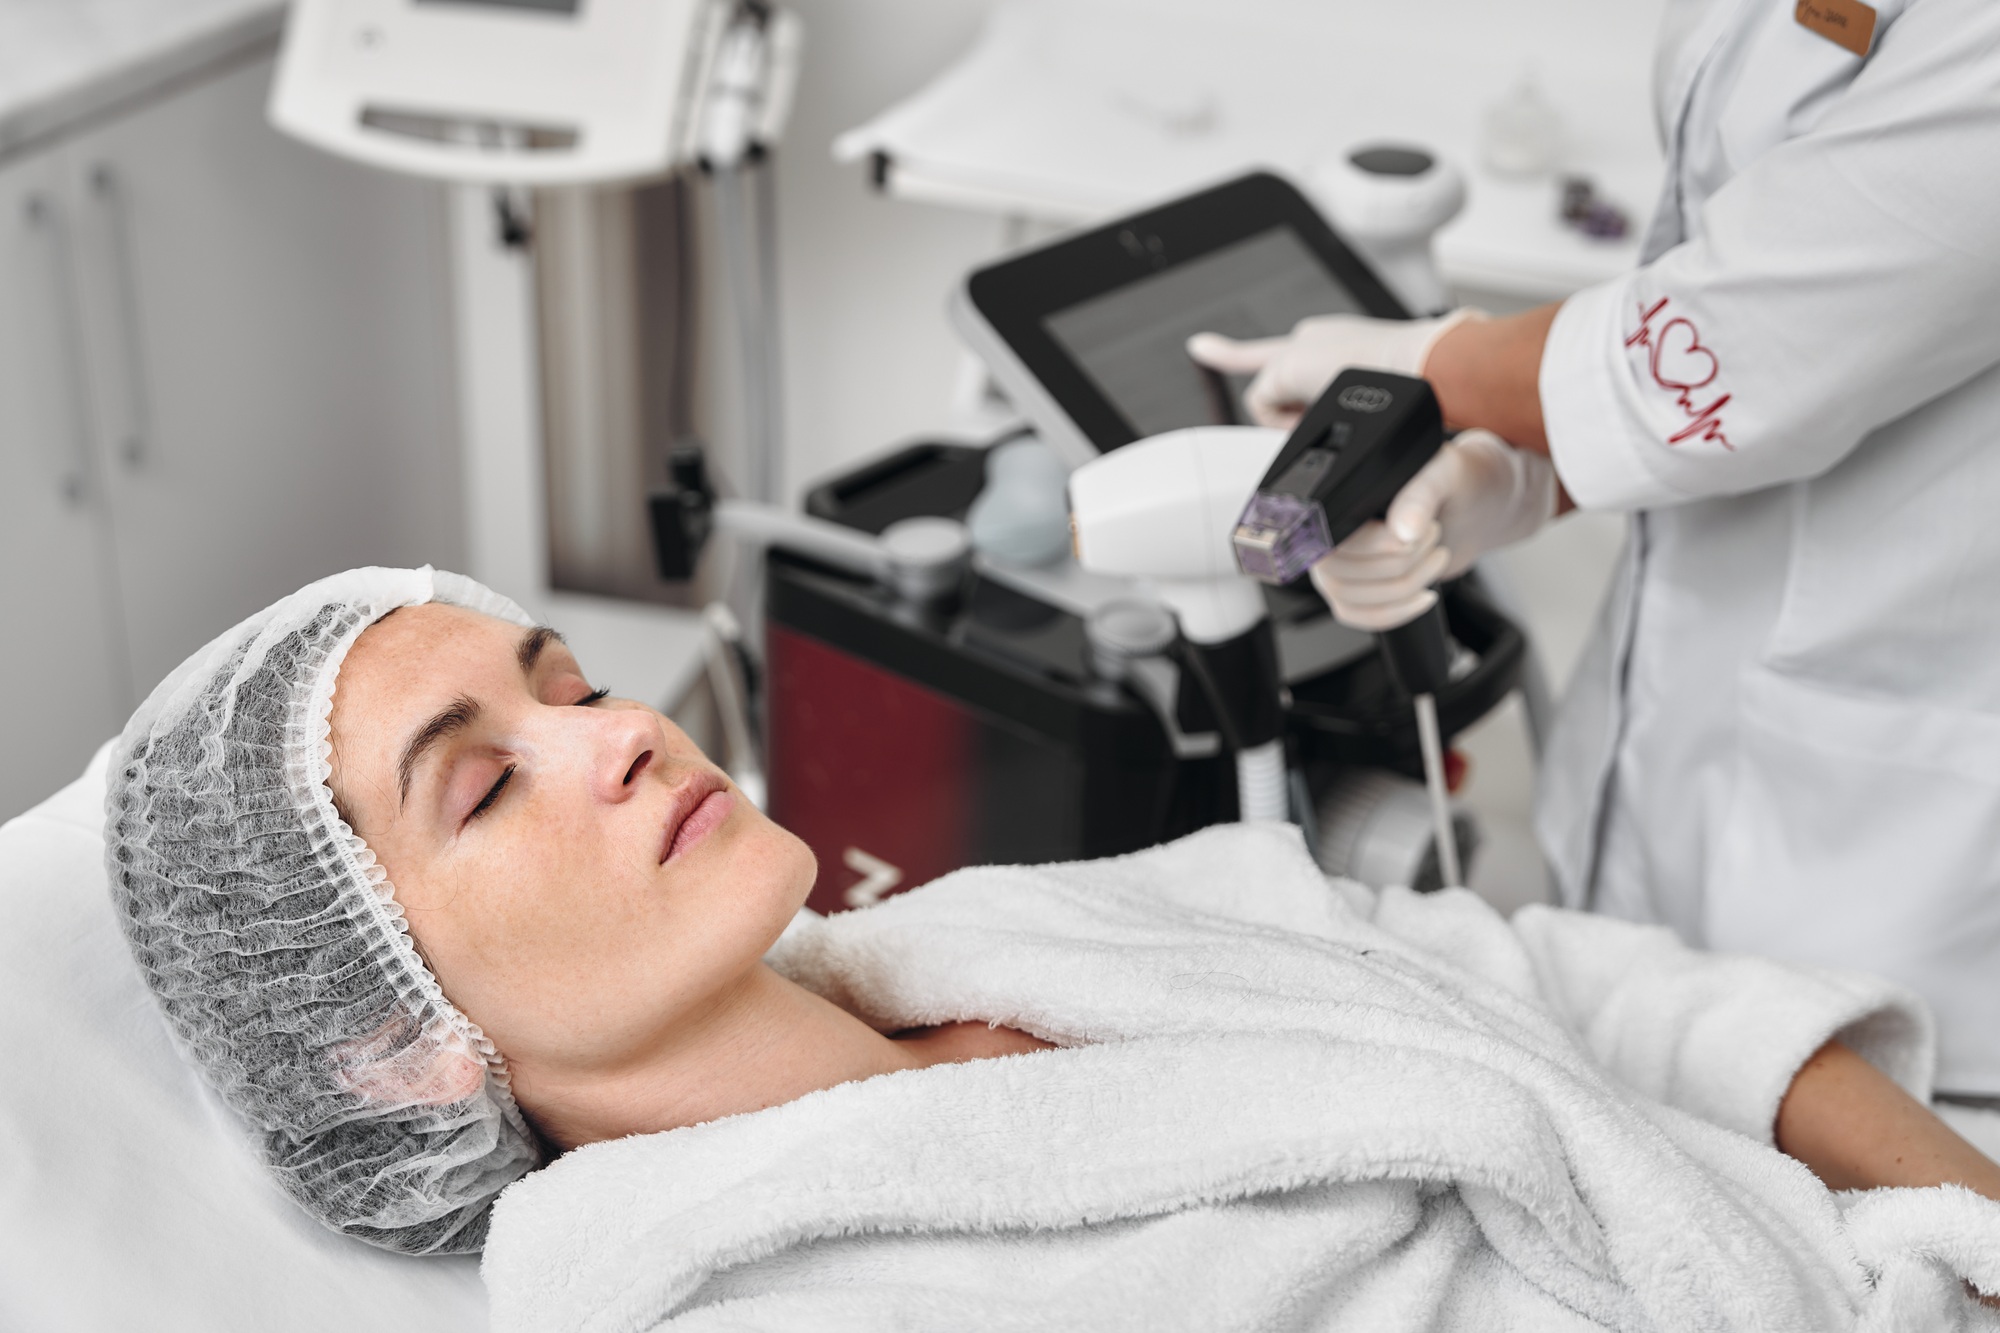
766, 624, 975, 914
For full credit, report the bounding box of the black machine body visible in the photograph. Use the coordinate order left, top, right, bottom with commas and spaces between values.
752, 439, 1523, 909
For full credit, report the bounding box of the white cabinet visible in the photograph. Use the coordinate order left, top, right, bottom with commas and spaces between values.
0, 52, 464, 820
0, 151, 135, 816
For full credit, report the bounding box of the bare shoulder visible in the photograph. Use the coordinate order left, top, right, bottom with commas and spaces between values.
893, 1021, 1056, 1067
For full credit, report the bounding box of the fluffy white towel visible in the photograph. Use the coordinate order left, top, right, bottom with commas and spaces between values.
482, 824, 2000, 1331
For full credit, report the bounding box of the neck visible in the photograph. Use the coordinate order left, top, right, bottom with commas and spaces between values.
515, 964, 920, 1150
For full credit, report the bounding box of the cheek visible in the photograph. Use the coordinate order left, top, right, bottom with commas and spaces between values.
392, 801, 816, 1072
570, 814, 813, 1011
393, 824, 629, 1041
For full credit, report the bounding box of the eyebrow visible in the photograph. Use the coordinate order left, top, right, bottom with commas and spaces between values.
397, 695, 482, 809
518, 625, 564, 676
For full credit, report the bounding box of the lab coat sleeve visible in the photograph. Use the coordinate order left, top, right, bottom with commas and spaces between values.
1541, 0, 2000, 509
1508, 903, 1934, 1144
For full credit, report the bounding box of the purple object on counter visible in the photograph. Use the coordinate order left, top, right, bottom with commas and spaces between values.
1557, 175, 1630, 240
1232, 490, 1333, 585
1579, 201, 1629, 239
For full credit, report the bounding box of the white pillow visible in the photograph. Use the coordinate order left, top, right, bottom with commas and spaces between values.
0, 744, 487, 1332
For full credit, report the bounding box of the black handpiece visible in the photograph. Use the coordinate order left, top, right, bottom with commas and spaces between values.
1231, 370, 1455, 698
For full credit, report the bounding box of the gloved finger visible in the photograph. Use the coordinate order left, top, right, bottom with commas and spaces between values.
1384, 451, 1466, 545
1313, 545, 1451, 607
1321, 587, 1441, 634
1242, 395, 1305, 431
1452, 426, 1511, 452
1316, 524, 1443, 584
1330, 518, 1441, 561
1184, 331, 1284, 374
1242, 362, 1325, 430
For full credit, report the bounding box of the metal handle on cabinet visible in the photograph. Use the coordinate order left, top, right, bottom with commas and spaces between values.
89, 164, 149, 469
22, 192, 95, 507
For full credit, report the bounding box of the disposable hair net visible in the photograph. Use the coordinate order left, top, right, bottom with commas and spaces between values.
104, 566, 545, 1255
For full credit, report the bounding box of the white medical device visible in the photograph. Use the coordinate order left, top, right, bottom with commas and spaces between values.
270, 0, 798, 186
271, 0, 802, 517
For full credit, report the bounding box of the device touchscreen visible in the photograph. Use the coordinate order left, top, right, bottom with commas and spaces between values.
953, 172, 1406, 466
1042, 228, 1364, 438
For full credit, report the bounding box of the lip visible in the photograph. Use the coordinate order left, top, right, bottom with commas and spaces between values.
658, 773, 732, 865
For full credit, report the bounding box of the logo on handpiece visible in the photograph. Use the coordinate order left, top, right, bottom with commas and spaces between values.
1335, 384, 1394, 413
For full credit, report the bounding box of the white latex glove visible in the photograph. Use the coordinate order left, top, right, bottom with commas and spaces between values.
1307, 429, 1558, 632
1187, 309, 1482, 430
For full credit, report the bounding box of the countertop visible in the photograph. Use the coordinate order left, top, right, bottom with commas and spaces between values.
836, 0, 1667, 301
0, 0, 285, 161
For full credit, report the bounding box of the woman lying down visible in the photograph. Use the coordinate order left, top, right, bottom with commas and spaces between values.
106, 568, 2000, 1332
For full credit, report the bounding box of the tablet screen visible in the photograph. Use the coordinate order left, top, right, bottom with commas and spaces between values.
1042, 228, 1363, 437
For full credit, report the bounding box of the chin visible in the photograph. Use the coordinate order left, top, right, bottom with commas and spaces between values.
720, 811, 818, 931
747, 818, 817, 918
774, 824, 818, 913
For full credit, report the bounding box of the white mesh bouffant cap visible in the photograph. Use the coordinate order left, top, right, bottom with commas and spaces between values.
104, 567, 544, 1255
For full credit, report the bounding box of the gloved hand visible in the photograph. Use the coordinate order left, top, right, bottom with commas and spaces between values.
1187, 309, 1482, 430
1307, 429, 1558, 631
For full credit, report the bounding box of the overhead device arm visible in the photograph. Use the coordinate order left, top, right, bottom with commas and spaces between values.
650, 447, 971, 602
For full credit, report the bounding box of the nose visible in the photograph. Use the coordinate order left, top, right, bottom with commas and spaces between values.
581, 705, 660, 805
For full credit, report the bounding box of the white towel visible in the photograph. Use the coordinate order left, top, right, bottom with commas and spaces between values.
481, 824, 2000, 1331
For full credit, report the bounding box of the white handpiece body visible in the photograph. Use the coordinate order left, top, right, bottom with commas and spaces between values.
1068, 427, 1284, 643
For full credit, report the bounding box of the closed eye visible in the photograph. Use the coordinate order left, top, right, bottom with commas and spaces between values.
468, 765, 516, 822
465, 687, 602, 826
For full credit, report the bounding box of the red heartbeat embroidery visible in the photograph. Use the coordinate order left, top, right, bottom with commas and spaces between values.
1624, 297, 1734, 450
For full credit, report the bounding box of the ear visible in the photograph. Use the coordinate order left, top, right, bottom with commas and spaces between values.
332, 1014, 489, 1108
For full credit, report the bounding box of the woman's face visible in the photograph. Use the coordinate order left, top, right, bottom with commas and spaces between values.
326, 603, 815, 1108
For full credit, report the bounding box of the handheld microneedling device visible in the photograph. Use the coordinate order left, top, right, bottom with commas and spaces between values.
1231, 369, 1444, 584
1231, 369, 1465, 887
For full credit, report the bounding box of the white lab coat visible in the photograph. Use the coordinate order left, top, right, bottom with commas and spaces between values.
1534, 0, 2000, 1094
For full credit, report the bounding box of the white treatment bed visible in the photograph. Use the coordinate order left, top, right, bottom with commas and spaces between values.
0, 744, 485, 1331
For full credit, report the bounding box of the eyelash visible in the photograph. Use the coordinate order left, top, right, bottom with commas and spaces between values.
466, 686, 607, 824
469, 765, 515, 822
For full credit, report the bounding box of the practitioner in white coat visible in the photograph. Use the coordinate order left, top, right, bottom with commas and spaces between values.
1191, 0, 2000, 1101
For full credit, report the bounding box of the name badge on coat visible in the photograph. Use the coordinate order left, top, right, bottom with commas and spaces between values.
1795, 0, 1876, 56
